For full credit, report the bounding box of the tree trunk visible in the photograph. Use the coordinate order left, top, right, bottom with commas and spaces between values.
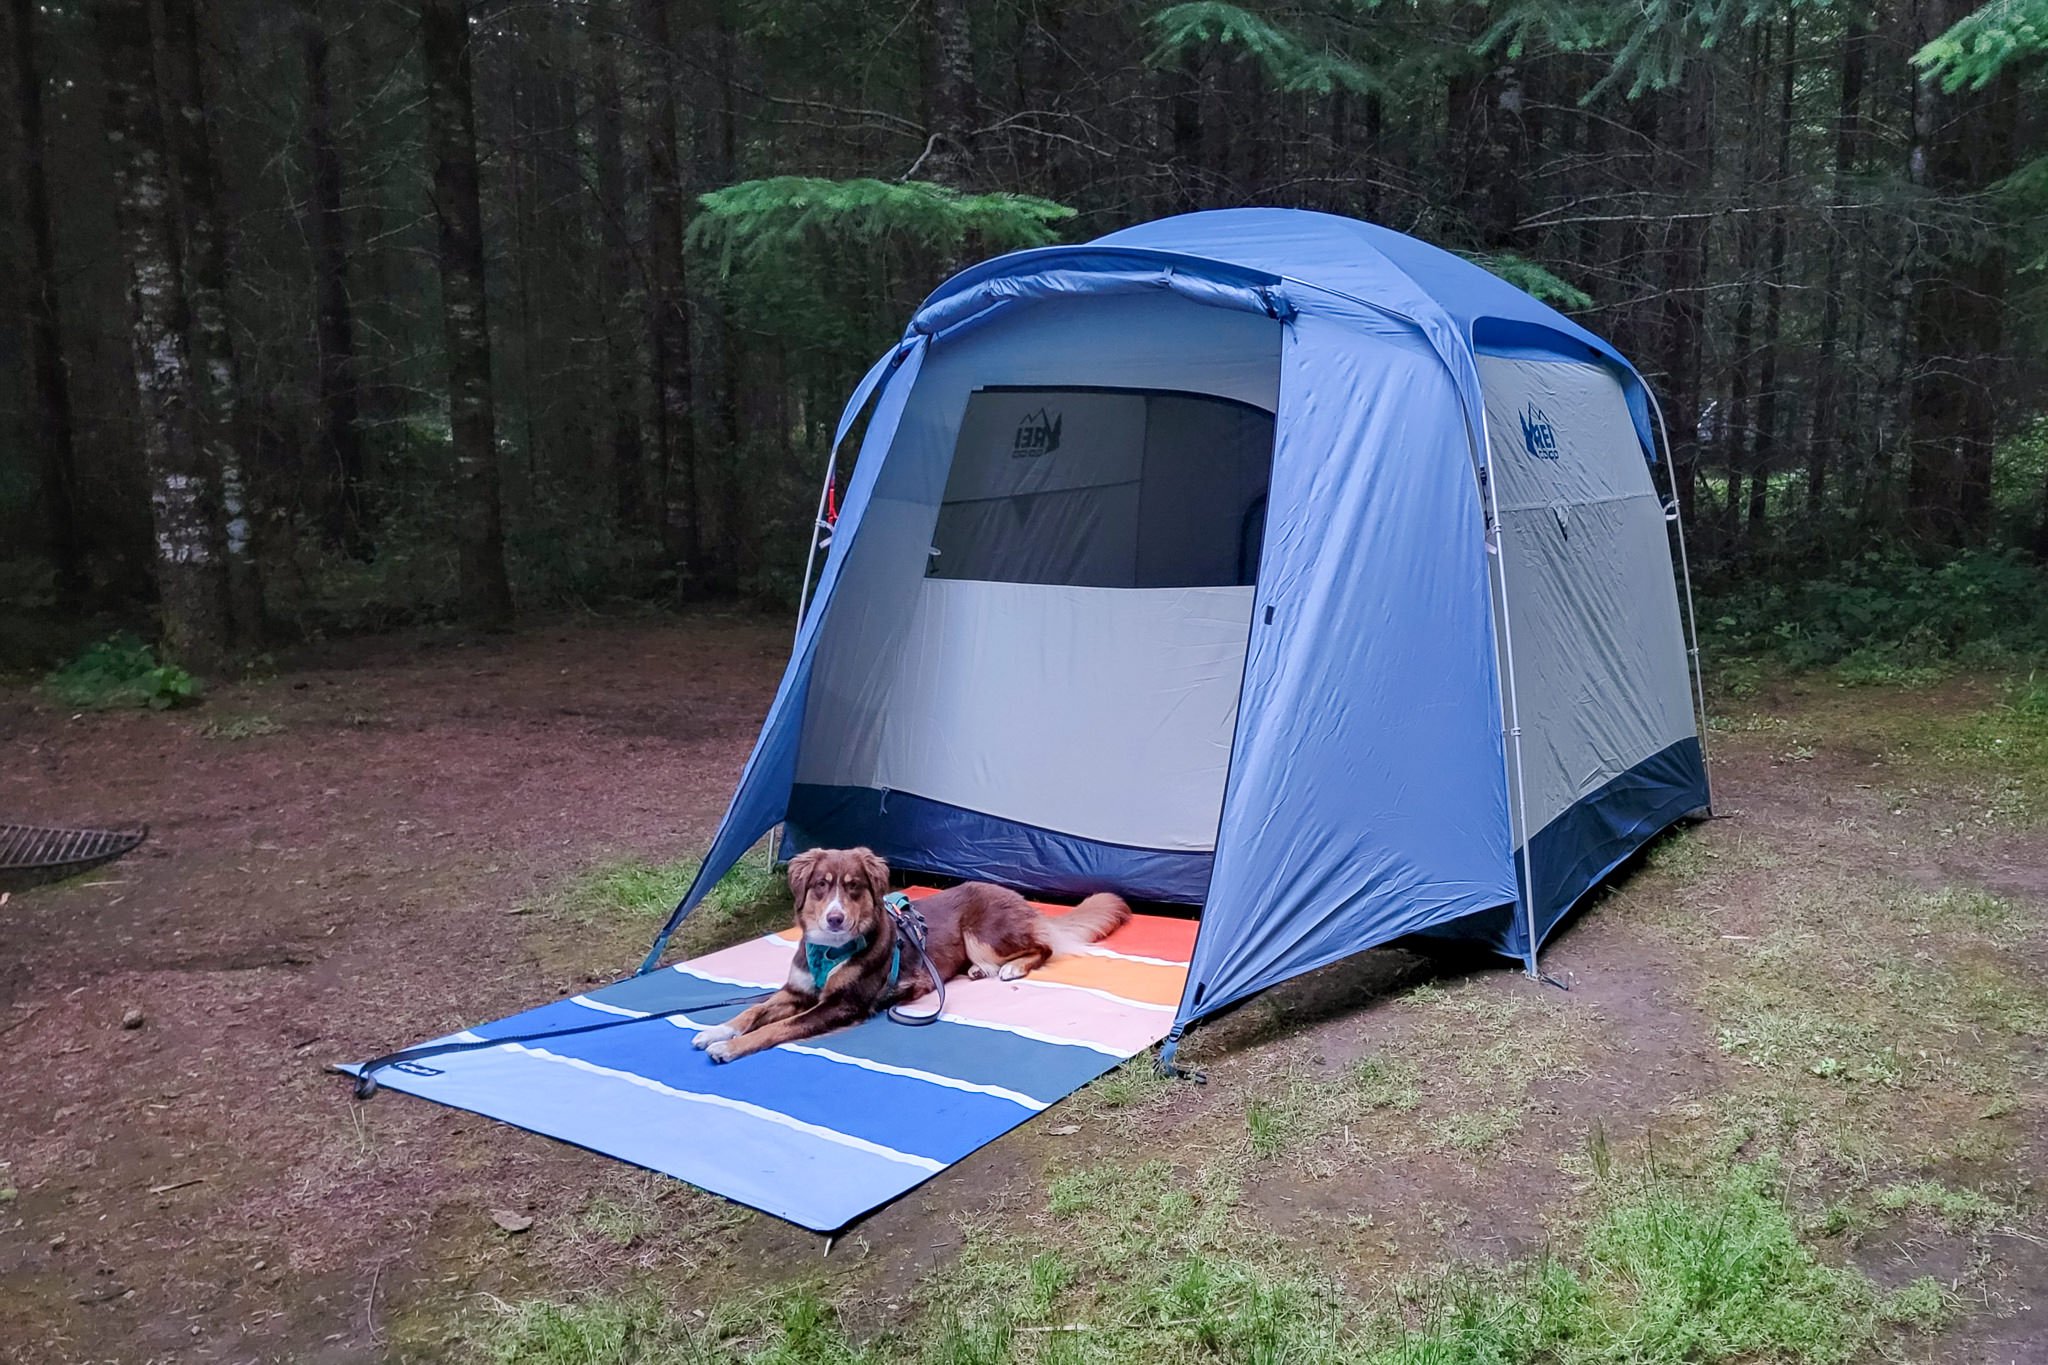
593, 0, 645, 534
420, 0, 513, 625
1719, 27, 1765, 553
1449, 60, 1527, 251
164, 0, 262, 643
1167, 58, 1203, 212
919, 0, 976, 184
1806, 2, 1867, 520
303, 2, 367, 555
1902, 0, 2016, 547
94, 0, 231, 667
1749, 13, 1796, 541
1657, 71, 1714, 535
638, 0, 698, 582
7, 0, 85, 608
708, 0, 745, 593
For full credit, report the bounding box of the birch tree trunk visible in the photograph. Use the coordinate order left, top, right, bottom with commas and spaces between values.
919, 0, 977, 184
94, 0, 231, 668
8, 0, 85, 608
420, 0, 514, 626
164, 0, 262, 643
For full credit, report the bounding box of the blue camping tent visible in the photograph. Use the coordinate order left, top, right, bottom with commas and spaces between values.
643, 208, 1711, 1060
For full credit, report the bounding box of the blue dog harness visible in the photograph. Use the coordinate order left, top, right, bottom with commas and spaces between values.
803, 934, 900, 995
799, 892, 941, 1027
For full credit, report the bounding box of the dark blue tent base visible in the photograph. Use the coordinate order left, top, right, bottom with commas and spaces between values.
784, 784, 1215, 905
1415, 736, 1710, 961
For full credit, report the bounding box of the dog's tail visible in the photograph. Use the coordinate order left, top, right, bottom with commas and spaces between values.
1033, 893, 1133, 958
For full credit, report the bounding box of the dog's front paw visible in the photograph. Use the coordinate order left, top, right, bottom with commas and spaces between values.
997, 962, 1028, 981
966, 964, 991, 980
692, 1024, 738, 1051
705, 1039, 740, 1063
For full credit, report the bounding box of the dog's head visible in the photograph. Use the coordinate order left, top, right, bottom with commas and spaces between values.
787, 847, 891, 949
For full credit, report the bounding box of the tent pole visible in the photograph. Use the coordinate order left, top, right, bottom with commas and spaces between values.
1645, 387, 1713, 813
1475, 409, 1544, 978
794, 450, 838, 645
772, 451, 841, 863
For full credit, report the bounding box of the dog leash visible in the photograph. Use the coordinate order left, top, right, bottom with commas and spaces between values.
882, 892, 945, 1026
342, 987, 773, 1099
350, 902, 947, 1097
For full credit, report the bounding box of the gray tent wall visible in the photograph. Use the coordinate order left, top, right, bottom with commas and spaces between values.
1475, 351, 1706, 955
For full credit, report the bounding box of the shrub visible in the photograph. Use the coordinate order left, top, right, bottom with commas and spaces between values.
1700, 548, 2048, 672
42, 634, 198, 710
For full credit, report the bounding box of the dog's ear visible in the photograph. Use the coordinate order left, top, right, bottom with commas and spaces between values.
853, 847, 890, 902
787, 848, 824, 900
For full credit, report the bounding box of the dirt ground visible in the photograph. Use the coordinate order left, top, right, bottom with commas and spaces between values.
1, 615, 2043, 1363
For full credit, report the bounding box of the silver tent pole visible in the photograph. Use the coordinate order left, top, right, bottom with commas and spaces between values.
773, 451, 838, 862
1644, 387, 1713, 812
1475, 407, 1545, 979
794, 451, 838, 644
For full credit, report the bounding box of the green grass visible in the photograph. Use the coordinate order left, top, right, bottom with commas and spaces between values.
1433, 1108, 1522, 1152
1245, 1098, 1290, 1158
550, 851, 783, 939
1067, 1055, 1174, 1119
196, 712, 283, 740
483, 1295, 671, 1365
568, 857, 706, 919
1346, 1056, 1423, 1112
580, 1193, 658, 1248
1691, 862, 2047, 1118
1936, 678, 2048, 822
480, 1162, 1927, 1365
484, 1287, 887, 1365
1870, 1179, 2008, 1232
1366, 1162, 1939, 1364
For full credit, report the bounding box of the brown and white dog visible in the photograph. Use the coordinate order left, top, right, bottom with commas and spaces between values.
692, 847, 1131, 1063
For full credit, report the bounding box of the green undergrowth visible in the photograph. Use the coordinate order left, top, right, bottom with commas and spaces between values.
480, 1156, 1934, 1365
1699, 548, 2048, 676
41, 632, 198, 710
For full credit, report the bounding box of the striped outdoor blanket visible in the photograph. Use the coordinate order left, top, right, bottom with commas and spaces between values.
354, 890, 1193, 1230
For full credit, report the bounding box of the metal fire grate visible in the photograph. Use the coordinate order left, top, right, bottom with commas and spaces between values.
0, 822, 148, 874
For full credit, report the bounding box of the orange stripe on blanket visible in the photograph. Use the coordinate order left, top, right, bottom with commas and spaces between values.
899, 887, 1200, 965
766, 923, 1186, 1009
1028, 954, 1185, 1007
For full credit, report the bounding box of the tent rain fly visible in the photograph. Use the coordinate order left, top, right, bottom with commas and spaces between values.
644, 209, 1711, 1065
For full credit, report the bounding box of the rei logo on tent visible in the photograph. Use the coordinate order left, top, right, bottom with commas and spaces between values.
1518, 403, 1561, 460
1013, 407, 1063, 457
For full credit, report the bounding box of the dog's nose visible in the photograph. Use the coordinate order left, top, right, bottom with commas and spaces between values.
825, 909, 846, 931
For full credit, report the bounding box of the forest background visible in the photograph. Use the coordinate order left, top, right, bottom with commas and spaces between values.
2, 0, 2045, 682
